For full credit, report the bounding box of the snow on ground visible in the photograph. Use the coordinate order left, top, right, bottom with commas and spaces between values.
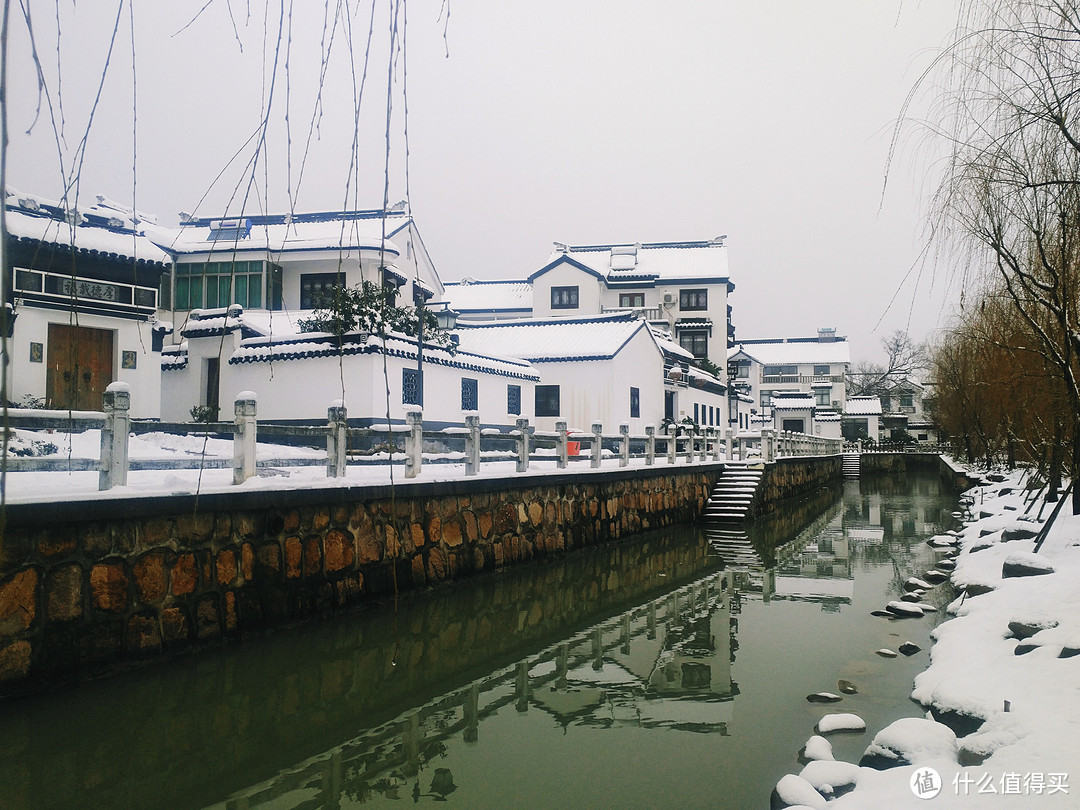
0, 428, 675, 504
774, 464, 1080, 808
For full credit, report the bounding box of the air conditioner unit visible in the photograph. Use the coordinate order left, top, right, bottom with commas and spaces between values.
663, 292, 675, 304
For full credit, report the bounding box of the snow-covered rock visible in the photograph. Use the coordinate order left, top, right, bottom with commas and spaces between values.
800, 735, 834, 762
798, 759, 862, 797
1002, 552, 1054, 578
816, 713, 866, 734
885, 601, 924, 617
771, 774, 827, 810
859, 717, 958, 769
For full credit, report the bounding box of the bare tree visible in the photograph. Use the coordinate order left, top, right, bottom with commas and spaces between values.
846, 330, 929, 397
914, 0, 1080, 512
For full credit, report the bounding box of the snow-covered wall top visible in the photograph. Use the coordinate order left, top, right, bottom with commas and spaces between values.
5, 197, 171, 266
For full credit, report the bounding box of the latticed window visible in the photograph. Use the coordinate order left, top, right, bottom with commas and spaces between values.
301, 273, 343, 309
679, 330, 708, 358
174, 260, 282, 310
402, 368, 420, 405
551, 286, 579, 309
679, 288, 707, 310
507, 384, 521, 415
630, 387, 640, 418
461, 378, 478, 410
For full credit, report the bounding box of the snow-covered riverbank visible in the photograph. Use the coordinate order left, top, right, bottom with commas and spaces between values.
773, 466, 1079, 808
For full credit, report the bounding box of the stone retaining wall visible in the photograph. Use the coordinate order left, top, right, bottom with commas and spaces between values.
752, 455, 843, 518
860, 452, 980, 492
0, 464, 722, 695
0, 528, 719, 808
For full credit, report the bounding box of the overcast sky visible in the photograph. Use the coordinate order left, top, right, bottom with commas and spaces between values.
4, 1, 963, 364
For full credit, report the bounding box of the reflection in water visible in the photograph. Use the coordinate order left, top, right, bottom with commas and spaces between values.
0, 472, 958, 810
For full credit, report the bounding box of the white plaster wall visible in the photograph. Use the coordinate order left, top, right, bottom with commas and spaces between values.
531, 329, 664, 433
531, 263, 602, 319
814, 418, 843, 440
11, 307, 162, 418
167, 339, 534, 427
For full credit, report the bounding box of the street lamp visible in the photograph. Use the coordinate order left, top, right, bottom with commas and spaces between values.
415, 296, 459, 408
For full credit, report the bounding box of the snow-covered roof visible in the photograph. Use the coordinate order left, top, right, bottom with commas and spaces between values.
734, 339, 850, 366
845, 396, 882, 416
454, 313, 655, 362
158, 209, 411, 258
773, 393, 815, 409
444, 279, 533, 314
175, 304, 539, 380
541, 238, 733, 287
650, 327, 696, 361
5, 191, 171, 266
814, 412, 841, 422
229, 331, 540, 381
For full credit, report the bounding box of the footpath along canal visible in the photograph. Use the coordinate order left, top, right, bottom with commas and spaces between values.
0, 470, 959, 809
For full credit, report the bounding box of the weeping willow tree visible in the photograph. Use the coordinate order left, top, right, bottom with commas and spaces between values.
921, 0, 1080, 512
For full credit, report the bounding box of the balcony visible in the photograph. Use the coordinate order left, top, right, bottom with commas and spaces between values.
760, 374, 844, 385
602, 305, 666, 322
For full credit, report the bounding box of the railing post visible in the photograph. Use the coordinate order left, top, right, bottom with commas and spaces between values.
725, 428, 734, 461
515, 417, 531, 473
465, 413, 481, 476
685, 427, 695, 464
405, 408, 423, 479
667, 425, 677, 465
556, 420, 569, 469
98, 381, 131, 491
619, 423, 630, 467
698, 428, 707, 462
645, 424, 655, 465
712, 427, 722, 461
327, 401, 348, 478
591, 422, 603, 469
763, 428, 774, 463
233, 391, 258, 484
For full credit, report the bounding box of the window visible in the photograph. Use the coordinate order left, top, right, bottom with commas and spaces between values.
507, 384, 521, 415
782, 418, 805, 433
535, 385, 560, 417
679, 289, 707, 310
693, 403, 700, 424
14, 269, 42, 292
461, 378, 478, 411
763, 365, 797, 377
761, 390, 773, 408
301, 273, 343, 309
709, 406, 714, 426
679, 330, 708, 359
619, 293, 645, 308
630, 387, 640, 418
402, 368, 421, 405
551, 286, 579, 309
880, 396, 892, 411
736, 363, 750, 378
175, 260, 282, 310
900, 394, 914, 407
815, 388, 831, 406
813, 364, 830, 376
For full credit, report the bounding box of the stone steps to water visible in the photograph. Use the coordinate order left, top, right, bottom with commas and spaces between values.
705, 466, 766, 523
843, 453, 861, 478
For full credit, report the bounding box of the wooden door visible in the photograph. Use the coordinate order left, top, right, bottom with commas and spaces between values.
46, 324, 114, 410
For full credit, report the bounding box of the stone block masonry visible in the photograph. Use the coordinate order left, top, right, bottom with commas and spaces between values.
0, 464, 722, 694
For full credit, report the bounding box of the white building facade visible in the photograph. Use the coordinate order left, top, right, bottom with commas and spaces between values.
5, 191, 171, 418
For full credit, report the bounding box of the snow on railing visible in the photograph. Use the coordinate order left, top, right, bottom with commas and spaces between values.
4, 392, 845, 490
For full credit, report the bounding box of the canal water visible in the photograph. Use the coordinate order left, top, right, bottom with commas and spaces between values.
0, 471, 958, 809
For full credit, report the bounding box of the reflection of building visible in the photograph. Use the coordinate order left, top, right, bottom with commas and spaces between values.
534, 573, 738, 735
210, 571, 740, 808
